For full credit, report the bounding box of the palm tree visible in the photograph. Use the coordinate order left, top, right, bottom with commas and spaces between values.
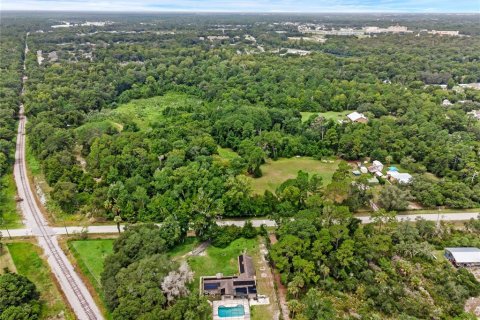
114, 215, 122, 234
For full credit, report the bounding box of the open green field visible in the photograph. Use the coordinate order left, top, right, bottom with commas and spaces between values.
109, 92, 203, 130
69, 239, 114, 286
217, 147, 240, 161
248, 157, 340, 194
300, 110, 350, 122
0, 174, 22, 228
7, 242, 74, 319
187, 238, 259, 279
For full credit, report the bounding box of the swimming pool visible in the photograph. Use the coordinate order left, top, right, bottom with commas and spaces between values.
218, 305, 245, 318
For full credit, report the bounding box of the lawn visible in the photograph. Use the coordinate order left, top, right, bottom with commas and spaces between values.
109, 92, 203, 130
248, 157, 340, 194
217, 147, 240, 161
300, 110, 350, 122
300, 112, 319, 122
187, 238, 259, 279
0, 245, 17, 274
69, 239, 114, 286
7, 242, 74, 319
168, 237, 199, 259
0, 174, 22, 229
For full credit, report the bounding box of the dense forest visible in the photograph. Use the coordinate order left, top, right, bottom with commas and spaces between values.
1, 13, 477, 227
0, 271, 41, 320
0, 23, 24, 225
270, 209, 480, 319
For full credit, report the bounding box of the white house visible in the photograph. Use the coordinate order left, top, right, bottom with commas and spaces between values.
346, 112, 368, 123
442, 99, 452, 107
368, 160, 384, 173
387, 171, 412, 184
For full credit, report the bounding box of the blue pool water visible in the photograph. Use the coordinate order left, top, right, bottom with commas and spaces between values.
218, 305, 245, 318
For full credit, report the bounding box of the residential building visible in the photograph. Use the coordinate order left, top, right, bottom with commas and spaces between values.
347, 111, 368, 123
387, 171, 412, 184
445, 247, 480, 267
202, 254, 257, 300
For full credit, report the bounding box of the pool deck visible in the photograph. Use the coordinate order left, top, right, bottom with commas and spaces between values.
213, 299, 250, 320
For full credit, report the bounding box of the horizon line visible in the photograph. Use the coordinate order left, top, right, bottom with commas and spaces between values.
2, 9, 479, 14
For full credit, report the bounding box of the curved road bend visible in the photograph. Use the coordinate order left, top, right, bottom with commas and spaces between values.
14, 36, 103, 320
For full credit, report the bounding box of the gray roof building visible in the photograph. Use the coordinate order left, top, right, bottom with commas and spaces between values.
445, 247, 480, 267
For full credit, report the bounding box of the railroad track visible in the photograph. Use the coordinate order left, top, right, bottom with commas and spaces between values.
16, 110, 99, 320
12, 35, 102, 320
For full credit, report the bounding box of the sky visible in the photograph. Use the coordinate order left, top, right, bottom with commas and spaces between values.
1, 0, 479, 13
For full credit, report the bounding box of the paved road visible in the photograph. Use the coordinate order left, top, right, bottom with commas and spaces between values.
11, 36, 103, 320
2, 212, 478, 238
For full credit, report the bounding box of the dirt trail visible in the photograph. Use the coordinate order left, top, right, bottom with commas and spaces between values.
269, 233, 290, 320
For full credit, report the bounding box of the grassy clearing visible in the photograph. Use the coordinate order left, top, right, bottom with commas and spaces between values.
7, 242, 74, 319
217, 147, 240, 160
300, 110, 350, 122
0, 245, 17, 274
109, 93, 203, 130
69, 239, 114, 286
0, 174, 22, 228
187, 238, 259, 280
248, 157, 340, 194
169, 237, 199, 259
300, 112, 319, 122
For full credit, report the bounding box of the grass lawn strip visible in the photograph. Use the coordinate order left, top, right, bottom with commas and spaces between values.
7, 242, 74, 319
0, 174, 22, 229
0, 245, 17, 274
67, 239, 114, 319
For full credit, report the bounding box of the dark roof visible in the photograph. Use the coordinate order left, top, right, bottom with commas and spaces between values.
238, 254, 255, 278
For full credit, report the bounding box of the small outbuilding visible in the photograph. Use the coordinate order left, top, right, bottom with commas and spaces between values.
368, 160, 384, 173
442, 99, 452, 107
445, 247, 480, 267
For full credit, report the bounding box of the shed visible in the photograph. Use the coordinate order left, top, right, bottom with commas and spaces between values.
442, 99, 452, 106
367, 177, 379, 184
352, 170, 361, 176
445, 247, 480, 267
360, 167, 368, 174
